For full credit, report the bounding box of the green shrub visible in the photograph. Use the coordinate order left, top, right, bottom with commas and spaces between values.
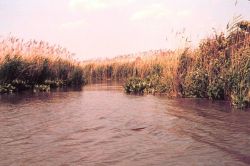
207, 78, 225, 100
124, 77, 146, 94
183, 68, 209, 98
207, 56, 227, 100
144, 74, 171, 94
124, 74, 173, 95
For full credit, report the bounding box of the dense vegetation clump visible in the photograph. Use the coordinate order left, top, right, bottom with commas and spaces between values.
0, 37, 86, 93
124, 64, 174, 95
1, 20, 249, 109
180, 21, 250, 108
83, 20, 250, 109
124, 77, 146, 94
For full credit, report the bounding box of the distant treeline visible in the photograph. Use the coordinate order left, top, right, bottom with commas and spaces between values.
82, 21, 250, 109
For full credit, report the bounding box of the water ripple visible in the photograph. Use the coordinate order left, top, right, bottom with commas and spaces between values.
0, 84, 250, 166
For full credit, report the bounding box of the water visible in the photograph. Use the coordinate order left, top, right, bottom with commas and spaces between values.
0, 84, 250, 166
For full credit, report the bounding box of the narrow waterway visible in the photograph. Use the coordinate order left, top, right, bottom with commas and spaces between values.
0, 84, 250, 166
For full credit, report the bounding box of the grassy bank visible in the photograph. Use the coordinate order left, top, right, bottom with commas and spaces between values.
0, 37, 85, 93
83, 21, 250, 109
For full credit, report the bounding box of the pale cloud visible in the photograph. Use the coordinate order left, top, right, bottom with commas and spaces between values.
131, 4, 172, 20
69, 0, 134, 11
61, 19, 87, 29
131, 4, 192, 21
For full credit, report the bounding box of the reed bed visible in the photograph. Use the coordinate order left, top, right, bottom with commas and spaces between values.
83, 21, 250, 109
0, 20, 249, 109
0, 37, 85, 93
82, 49, 182, 82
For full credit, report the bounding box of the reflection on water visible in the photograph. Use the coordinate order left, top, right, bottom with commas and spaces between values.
0, 84, 250, 166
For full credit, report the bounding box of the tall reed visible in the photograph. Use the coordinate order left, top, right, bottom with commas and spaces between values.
0, 37, 85, 93
83, 21, 250, 109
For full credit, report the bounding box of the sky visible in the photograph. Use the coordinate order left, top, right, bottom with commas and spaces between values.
0, 0, 249, 60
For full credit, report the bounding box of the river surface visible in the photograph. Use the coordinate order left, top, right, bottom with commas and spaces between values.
0, 83, 250, 166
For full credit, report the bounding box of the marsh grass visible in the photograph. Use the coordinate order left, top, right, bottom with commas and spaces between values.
1, 21, 249, 109
83, 21, 250, 109
0, 37, 85, 93
82, 50, 181, 83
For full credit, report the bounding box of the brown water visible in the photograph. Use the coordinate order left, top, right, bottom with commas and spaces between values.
0, 84, 250, 166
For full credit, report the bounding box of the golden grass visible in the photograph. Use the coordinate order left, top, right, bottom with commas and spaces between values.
81, 49, 186, 83
0, 36, 85, 92
81, 20, 250, 108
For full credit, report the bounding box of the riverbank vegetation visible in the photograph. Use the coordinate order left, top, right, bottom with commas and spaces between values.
1, 20, 249, 109
83, 21, 250, 109
0, 37, 85, 93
